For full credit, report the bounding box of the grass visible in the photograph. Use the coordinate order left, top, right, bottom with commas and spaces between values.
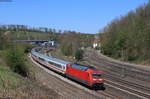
0, 65, 26, 98
0, 52, 22, 90
0, 65, 24, 90
0, 54, 60, 98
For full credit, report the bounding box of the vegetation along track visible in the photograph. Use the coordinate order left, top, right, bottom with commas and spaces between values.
83, 49, 150, 99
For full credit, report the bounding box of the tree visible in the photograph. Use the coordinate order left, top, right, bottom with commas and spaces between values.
75, 49, 84, 61
60, 32, 81, 56
5, 44, 28, 77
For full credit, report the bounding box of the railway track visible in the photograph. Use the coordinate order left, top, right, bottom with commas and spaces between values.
96, 90, 121, 99
105, 80, 150, 99
85, 49, 150, 82
84, 49, 150, 82
86, 60, 150, 98
85, 57, 150, 88
105, 74, 150, 99
83, 49, 150, 99
105, 74, 150, 94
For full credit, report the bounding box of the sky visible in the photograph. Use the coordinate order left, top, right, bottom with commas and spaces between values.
0, 0, 148, 33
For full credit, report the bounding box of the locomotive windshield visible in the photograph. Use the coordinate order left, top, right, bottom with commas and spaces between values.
92, 73, 102, 77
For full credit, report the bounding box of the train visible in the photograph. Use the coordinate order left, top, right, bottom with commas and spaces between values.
31, 47, 104, 89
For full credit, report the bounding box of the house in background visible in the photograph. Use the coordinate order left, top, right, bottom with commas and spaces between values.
93, 40, 101, 48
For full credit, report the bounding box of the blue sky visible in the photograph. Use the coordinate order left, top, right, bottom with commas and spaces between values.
0, 0, 148, 33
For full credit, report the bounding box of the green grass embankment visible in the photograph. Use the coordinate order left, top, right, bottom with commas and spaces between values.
0, 52, 60, 98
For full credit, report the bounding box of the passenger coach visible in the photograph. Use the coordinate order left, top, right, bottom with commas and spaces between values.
31, 47, 70, 74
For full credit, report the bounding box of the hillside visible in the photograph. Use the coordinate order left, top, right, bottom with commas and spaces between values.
0, 52, 60, 98
100, 1, 150, 65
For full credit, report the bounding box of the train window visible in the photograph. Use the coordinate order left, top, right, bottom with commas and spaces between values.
63, 66, 65, 70
92, 73, 102, 77
48, 61, 62, 68
48, 61, 54, 65
89, 66, 97, 70
39, 57, 45, 61
55, 64, 62, 68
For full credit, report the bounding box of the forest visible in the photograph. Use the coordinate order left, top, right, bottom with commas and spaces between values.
100, 1, 150, 65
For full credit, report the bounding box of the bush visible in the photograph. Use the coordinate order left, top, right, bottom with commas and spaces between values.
75, 49, 84, 61
61, 43, 73, 56
24, 44, 35, 53
5, 44, 28, 77
95, 46, 101, 50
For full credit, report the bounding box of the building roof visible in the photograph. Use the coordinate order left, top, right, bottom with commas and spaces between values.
93, 40, 101, 44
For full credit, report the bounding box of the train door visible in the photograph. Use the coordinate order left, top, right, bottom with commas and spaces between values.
62, 65, 66, 71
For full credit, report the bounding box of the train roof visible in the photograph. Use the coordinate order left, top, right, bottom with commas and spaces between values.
71, 64, 91, 71
71, 63, 98, 71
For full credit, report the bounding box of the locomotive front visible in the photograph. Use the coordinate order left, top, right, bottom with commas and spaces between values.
87, 69, 104, 89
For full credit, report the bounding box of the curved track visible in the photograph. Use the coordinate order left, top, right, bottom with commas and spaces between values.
29, 46, 119, 99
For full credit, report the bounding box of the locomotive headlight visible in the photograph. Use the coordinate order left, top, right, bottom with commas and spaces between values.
93, 78, 103, 81
98, 79, 103, 81
93, 78, 97, 81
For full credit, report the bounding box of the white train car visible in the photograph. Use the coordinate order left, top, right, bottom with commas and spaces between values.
31, 47, 71, 74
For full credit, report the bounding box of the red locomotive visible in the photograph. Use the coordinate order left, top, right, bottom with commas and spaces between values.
66, 64, 104, 88
31, 47, 104, 89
